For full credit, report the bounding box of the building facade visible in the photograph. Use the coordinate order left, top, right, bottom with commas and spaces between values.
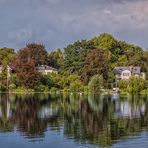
114, 66, 145, 81
37, 65, 58, 75
0, 65, 58, 76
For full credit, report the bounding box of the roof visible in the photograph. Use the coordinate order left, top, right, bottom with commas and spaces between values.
0, 65, 15, 71
114, 66, 141, 74
37, 65, 57, 71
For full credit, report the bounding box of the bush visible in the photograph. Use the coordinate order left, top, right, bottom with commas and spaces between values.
15, 87, 33, 93
50, 87, 58, 93
35, 85, 49, 92
70, 80, 84, 92
118, 80, 128, 90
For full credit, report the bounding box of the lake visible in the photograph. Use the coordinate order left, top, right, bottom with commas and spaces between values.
0, 93, 148, 148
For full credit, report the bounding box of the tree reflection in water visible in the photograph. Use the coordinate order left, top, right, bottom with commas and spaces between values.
0, 93, 147, 147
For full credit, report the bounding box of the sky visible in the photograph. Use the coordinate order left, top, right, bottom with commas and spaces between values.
0, 0, 148, 50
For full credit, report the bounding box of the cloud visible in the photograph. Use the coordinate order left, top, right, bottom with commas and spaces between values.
0, 0, 148, 50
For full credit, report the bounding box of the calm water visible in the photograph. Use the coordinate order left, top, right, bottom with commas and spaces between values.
0, 93, 148, 148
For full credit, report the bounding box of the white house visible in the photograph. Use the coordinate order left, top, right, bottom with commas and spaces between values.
121, 69, 132, 80
114, 66, 145, 81
0, 65, 58, 76
115, 101, 145, 119
37, 65, 58, 75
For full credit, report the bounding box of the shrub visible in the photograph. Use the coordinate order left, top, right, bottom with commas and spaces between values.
70, 80, 84, 92
118, 80, 128, 90
50, 87, 58, 93
35, 85, 49, 92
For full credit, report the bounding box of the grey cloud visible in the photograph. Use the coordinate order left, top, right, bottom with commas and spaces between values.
0, 0, 148, 50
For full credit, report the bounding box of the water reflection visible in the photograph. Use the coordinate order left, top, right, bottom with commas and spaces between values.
0, 93, 147, 147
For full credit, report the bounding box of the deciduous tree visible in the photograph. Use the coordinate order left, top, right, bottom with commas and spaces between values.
81, 48, 110, 84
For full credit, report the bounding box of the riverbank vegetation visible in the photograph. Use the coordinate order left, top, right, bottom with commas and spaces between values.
0, 33, 147, 93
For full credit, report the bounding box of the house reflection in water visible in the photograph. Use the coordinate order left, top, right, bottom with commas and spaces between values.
111, 93, 119, 100
38, 106, 58, 119
115, 100, 145, 119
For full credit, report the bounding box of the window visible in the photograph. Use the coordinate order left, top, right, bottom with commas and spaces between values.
123, 73, 129, 76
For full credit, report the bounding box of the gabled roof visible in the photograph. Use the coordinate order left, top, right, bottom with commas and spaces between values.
114, 67, 128, 74
114, 66, 141, 74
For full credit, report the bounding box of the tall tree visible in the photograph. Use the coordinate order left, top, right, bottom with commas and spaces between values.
81, 48, 110, 84
0, 47, 16, 65
63, 40, 95, 75
12, 43, 48, 88
14, 59, 41, 89
48, 48, 63, 69
26, 43, 48, 65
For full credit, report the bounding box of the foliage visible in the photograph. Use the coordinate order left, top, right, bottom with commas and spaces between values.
0, 48, 16, 65
107, 71, 115, 83
48, 48, 63, 69
88, 75, 103, 92
26, 43, 48, 65
40, 75, 53, 88
50, 87, 58, 93
14, 59, 41, 89
13, 43, 48, 68
9, 83, 16, 90
47, 73, 84, 91
10, 74, 17, 85
0, 48, 16, 85
81, 48, 110, 84
91, 33, 117, 52
0, 82, 6, 91
35, 84, 49, 92
118, 80, 128, 90
70, 79, 84, 92
12, 43, 49, 89
63, 40, 95, 75
0, 33, 147, 92
118, 77, 147, 93
127, 77, 146, 93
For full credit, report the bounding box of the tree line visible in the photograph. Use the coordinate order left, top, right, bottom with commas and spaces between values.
0, 33, 147, 92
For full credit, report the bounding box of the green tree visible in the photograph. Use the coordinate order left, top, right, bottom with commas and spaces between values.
0, 47, 16, 65
48, 48, 63, 69
25, 43, 48, 65
127, 77, 146, 93
63, 40, 95, 75
88, 75, 103, 92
